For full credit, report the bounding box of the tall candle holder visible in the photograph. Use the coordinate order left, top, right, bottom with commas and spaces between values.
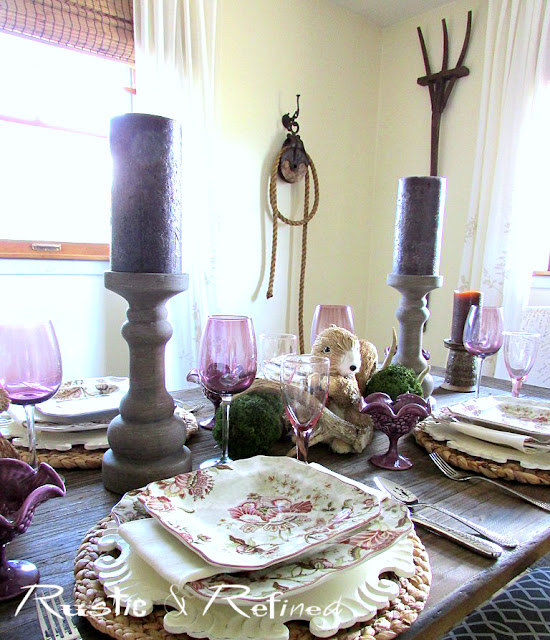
387, 273, 443, 398
388, 176, 446, 398
102, 271, 192, 494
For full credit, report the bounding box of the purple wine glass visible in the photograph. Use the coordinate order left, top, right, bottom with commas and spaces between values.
198, 316, 256, 468
310, 305, 354, 347
503, 331, 541, 397
0, 320, 63, 468
463, 305, 504, 399
280, 354, 330, 463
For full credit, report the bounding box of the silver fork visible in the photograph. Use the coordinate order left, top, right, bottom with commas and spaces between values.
429, 451, 550, 512
35, 589, 82, 640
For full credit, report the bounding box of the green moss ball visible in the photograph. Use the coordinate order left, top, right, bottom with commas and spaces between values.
213, 391, 283, 459
364, 363, 423, 401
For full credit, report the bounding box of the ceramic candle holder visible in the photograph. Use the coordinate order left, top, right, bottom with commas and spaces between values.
0, 459, 65, 601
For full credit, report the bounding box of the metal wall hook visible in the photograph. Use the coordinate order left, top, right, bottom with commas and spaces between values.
282, 94, 301, 134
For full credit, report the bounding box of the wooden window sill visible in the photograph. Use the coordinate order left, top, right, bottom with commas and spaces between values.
0, 240, 109, 261
534, 271, 550, 276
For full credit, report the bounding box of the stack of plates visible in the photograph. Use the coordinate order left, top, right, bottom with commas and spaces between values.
421, 396, 550, 469
1, 377, 129, 451
94, 456, 416, 640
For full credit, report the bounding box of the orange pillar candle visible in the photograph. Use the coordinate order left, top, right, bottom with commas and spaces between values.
451, 290, 482, 343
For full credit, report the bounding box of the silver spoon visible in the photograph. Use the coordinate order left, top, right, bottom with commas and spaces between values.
375, 477, 518, 548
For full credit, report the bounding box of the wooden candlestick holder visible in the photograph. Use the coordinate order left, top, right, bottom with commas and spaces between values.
387, 273, 443, 398
441, 338, 478, 392
102, 271, 192, 494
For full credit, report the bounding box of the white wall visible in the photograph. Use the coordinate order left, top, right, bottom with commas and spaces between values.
0, 260, 128, 380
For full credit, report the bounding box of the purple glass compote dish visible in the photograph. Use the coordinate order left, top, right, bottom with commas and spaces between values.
361, 393, 432, 470
0, 459, 65, 601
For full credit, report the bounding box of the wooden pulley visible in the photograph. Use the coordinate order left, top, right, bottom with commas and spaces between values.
278, 95, 309, 183
278, 133, 309, 183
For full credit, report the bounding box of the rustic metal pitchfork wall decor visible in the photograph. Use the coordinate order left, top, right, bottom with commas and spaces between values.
417, 10, 472, 176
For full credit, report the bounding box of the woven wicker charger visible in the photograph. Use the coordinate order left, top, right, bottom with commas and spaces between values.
414, 426, 550, 485
74, 516, 431, 640
2, 407, 199, 470
15, 445, 105, 469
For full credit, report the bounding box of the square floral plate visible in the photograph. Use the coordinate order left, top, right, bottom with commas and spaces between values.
448, 396, 550, 440
137, 455, 381, 571
183, 496, 411, 604
35, 377, 129, 426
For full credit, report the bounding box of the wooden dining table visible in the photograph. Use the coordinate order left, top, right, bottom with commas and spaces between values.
1, 367, 550, 640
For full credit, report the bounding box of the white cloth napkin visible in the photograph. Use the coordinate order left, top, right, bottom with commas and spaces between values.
1, 406, 108, 451
430, 417, 550, 453
118, 518, 221, 588
422, 421, 550, 470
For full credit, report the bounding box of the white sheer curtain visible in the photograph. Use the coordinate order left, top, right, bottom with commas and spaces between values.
458, 0, 550, 377
132, 0, 219, 389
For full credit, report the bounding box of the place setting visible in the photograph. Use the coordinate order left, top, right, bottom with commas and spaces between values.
415, 302, 550, 485
1, 373, 128, 470
73, 454, 431, 640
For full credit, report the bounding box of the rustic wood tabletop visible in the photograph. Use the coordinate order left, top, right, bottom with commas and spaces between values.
1, 368, 549, 640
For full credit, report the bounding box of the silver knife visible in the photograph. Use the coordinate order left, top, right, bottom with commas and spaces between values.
411, 515, 503, 558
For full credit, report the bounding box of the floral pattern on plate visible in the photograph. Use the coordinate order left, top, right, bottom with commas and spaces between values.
35, 376, 129, 425
183, 497, 411, 604
449, 397, 550, 439
137, 456, 381, 571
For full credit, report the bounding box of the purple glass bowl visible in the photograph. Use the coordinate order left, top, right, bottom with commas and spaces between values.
0, 459, 65, 601
361, 393, 432, 470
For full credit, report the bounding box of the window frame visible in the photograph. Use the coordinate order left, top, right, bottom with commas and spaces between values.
0, 239, 109, 261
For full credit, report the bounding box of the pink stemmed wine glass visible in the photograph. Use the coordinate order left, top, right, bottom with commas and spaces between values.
463, 306, 504, 399
280, 354, 330, 463
310, 305, 354, 347
198, 315, 257, 468
503, 331, 541, 397
0, 320, 63, 468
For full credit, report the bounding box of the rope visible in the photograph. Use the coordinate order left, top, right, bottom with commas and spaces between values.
267, 145, 319, 353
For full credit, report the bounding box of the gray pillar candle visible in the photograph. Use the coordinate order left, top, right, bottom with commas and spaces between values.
110, 113, 183, 274
392, 176, 446, 276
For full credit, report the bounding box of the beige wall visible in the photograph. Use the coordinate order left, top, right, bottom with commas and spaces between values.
369, 0, 486, 366
215, 0, 487, 367
215, 0, 381, 349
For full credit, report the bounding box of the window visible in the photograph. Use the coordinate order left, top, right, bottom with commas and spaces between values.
518, 80, 550, 276
0, 32, 134, 260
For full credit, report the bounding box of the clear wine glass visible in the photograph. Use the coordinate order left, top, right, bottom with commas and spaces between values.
503, 331, 541, 397
0, 320, 63, 468
198, 315, 257, 468
258, 332, 298, 381
280, 354, 330, 463
310, 305, 354, 347
463, 305, 504, 399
